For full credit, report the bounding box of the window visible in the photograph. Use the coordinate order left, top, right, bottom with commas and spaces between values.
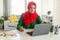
10, 0, 25, 15
42, 0, 54, 15
10, 0, 53, 16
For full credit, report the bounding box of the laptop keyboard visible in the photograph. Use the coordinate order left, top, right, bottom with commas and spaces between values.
26, 31, 33, 36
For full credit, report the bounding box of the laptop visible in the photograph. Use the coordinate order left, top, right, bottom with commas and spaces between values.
26, 24, 52, 36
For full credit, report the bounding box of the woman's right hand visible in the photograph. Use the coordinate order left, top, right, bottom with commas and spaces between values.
19, 27, 25, 32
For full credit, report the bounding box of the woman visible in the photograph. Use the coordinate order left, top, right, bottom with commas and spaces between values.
17, 1, 42, 32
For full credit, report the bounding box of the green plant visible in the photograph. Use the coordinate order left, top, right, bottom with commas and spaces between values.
0, 16, 5, 24
0, 19, 4, 24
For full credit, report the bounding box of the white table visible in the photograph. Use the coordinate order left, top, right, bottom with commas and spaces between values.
19, 29, 60, 40
0, 29, 60, 40
0, 30, 21, 40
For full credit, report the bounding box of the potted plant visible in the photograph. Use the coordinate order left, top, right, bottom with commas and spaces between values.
0, 16, 4, 29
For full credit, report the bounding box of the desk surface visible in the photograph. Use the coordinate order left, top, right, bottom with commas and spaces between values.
0, 29, 60, 40
19, 29, 60, 40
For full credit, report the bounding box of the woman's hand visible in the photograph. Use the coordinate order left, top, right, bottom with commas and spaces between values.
19, 27, 25, 32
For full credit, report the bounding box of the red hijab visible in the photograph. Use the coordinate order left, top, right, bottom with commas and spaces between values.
22, 1, 38, 26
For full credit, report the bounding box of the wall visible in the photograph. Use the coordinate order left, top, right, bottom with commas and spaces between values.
0, 0, 3, 17
53, 0, 60, 26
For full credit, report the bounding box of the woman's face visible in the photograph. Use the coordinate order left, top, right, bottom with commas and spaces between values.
29, 5, 36, 14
